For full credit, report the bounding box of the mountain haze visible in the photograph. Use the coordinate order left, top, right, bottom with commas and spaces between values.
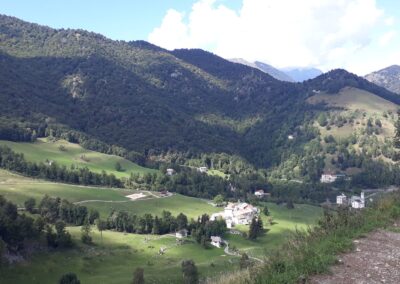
282, 67, 323, 82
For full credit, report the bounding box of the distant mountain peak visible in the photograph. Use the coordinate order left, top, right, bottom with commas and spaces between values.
365, 65, 400, 94
228, 58, 294, 82
281, 67, 323, 82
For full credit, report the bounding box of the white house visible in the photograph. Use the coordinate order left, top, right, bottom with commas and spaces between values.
254, 189, 265, 198
175, 229, 188, 239
166, 168, 175, 176
351, 192, 365, 209
336, 192, 365, 209
210, 236, 223, 248
336, 193, 347, 205
198, 166, 208, 173
320, 173, 338, 183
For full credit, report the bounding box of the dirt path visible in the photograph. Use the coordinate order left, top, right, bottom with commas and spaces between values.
309, 228, 400, 284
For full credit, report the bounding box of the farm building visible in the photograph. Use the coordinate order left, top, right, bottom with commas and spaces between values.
210, 202, 259, 227
336, 193, 347, 205
210, 236, 223, 248
336, 192, 365, 209
175, 229, 188, 239
198, 166, 208, 173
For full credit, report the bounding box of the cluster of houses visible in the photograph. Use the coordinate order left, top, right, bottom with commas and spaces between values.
336, 192, 365, 209
210, 202, 259, 229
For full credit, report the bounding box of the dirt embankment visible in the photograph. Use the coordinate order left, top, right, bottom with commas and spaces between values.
310, 225, 400, 284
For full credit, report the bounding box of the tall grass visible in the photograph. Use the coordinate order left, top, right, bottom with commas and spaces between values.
210, 192, 400, 284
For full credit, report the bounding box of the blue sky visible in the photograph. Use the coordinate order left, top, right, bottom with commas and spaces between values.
1, 0, 399, 74
0, 0, 242, 40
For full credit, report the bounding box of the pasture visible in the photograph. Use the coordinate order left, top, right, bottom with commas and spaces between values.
0, 138, 157, 178
0, 170, 323, 283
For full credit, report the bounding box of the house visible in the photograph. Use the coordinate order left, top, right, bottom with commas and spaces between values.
175, 229, 188, 239
166, 168, 175, 176
351, 192, 365, 209
159, 190, 171, 197
336, 192, 365, 209
255, 190, 271, 199
336, 193, 347, 205
210, 236, 223, 248
198, 166, 208, 173
321, 172, 347, 183
320, 173, 338, 183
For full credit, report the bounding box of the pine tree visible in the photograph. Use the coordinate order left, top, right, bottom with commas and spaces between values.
182, 259, 198, 284
132, 267, 145, 284
248, 217, 258, 240
81, 219, 92, 244
394, 109, 400, 148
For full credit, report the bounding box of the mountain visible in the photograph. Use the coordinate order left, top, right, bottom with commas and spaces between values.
228, 58, 294, 82
282, 67, 323, 82
1, 14, 400, 179
364, 65, 400, 94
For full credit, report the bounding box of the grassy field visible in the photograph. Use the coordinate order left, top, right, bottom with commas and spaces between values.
0, 170, 219, 219
0, 138, 157, 178
0, 169, 322, 283
307, 87, 398, 113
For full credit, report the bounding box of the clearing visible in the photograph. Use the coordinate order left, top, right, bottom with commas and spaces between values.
0, 138, 157, 178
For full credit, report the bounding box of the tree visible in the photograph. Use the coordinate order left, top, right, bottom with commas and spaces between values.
394, 109, 400, 148
248, 217, 259, 240
286, 200, 295, 209
59, 272, 80, 284
132, 267, 145, 284
81, 219, 92, 244
263, 206, 270, 216
24, 197, 36, 213
317, 113, 328, 127
182, 259, 199, 284
115, 161, 123, 172
239, 253, 251, 269
213, 194, 224, 207
96, 219, 107, 241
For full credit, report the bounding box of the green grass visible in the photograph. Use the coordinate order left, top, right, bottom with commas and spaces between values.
225, 203, 322, 258
0, 138, 157, 178
0, 170, 323, 284
0, 170, 219, 219
0, 227, 235, 284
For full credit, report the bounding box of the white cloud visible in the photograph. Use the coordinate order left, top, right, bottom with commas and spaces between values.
379, 30, 397, 47
149, 0, 397, 73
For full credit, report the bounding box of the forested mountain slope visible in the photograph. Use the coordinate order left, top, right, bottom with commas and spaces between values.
1, 14, 399, 173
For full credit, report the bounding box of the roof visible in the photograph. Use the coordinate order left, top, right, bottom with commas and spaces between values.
211, 236, 222, 242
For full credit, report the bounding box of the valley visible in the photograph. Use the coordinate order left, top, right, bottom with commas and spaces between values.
0, 169, 321, 283
0, 12, 400, 284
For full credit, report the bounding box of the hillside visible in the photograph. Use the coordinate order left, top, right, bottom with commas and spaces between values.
0, 138, 157, 178
365, 65, 400, 94
1, 15, 400, 184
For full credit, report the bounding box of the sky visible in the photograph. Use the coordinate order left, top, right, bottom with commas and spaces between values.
1, 0, 399, 75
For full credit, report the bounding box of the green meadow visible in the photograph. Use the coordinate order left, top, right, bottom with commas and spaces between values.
0, 138, 157, 178
0, 169, 322, 283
